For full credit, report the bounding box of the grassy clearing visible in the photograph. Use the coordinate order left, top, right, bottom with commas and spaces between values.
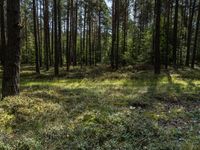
0, 66, 200, 149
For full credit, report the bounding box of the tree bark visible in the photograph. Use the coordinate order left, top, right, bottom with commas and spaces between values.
44, 0, 50, 70
186, 0, 196, 66
111, 0, 116, 69
33, 0, 40, 74
58, 0, 63, 67
164, 0, 170, 69
172, 0, 179, 69
54, 0, 59, 76
2, 0, 21, 98
0, 0, 6, 65
154, 0, 161, 74
191, 0, 200, 68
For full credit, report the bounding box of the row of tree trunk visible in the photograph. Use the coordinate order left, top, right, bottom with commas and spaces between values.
1, 0, 200, 97
154, 0, 200, 74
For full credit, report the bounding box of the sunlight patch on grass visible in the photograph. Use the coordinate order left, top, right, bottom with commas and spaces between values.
0, 66, 200, 149
0, 109, 14, 133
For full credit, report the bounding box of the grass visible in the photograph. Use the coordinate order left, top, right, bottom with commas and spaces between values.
0, 65, 200, 150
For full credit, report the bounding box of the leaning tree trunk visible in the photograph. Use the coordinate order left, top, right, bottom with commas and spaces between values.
2, 0, 21, 98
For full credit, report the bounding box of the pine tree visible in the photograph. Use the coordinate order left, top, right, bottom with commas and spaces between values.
2, 0, 21, 98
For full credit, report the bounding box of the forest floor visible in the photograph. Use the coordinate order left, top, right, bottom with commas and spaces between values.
0, 65, 200, 150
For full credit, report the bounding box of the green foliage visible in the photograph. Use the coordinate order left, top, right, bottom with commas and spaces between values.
21, 34, 35, 64
124, 25, 153, 65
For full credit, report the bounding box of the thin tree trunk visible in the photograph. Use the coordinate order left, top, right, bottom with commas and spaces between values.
54, 0, 59, 75
115, 0, 120, 69
165, 0, 170, 69
111, 0, 116, 69
122, 0, 129, 66
154, 0, 161, 74
39, 0, 43, 67
83, 5, 87, 66
98, 0, 102, 63
44, 0, 50, 70
172, 0, 179, 69
58, 0, 63, 67
66, 1, 70, 70
33, 0, 40, 74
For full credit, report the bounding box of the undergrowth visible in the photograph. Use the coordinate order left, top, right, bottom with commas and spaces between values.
0, 66, 199, 150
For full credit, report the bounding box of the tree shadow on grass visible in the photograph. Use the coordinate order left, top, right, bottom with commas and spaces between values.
1, 66, 200, 149
1, 84, 108, 148
175, 68, 200, 80
20, 83, 105, 118
125, 70, 200, 109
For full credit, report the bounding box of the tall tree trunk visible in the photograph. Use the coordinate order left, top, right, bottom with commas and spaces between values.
51, 20, 54, 66
83, 5, 87, 66
54, 0, 59, 75
2, 0, 21, 98
70, 0, 74, 68
38, 0, 43, 67
98, 0, 102, 63
44, 0, 50, 70
115, 0, 120, 69
58, 0, 63, 67
88, 10, 92, 66
122, 0, 129, 66
191, 0, 200, 68
186, 0, 196, 66
0, 0, 6, 65
66, 1, 70, 70
111, 0, 116, 69
73, 0, 78, 66
154, 0, 161, 74
172, 0, 179, 69
25, 14, 29, 64
164, 0, 170, 69
33, 0, 40, 74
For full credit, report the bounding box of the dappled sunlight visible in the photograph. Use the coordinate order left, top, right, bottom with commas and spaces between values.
0, 96, 66, 135
0, 109, 14, 133
0, 66, 200, 149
